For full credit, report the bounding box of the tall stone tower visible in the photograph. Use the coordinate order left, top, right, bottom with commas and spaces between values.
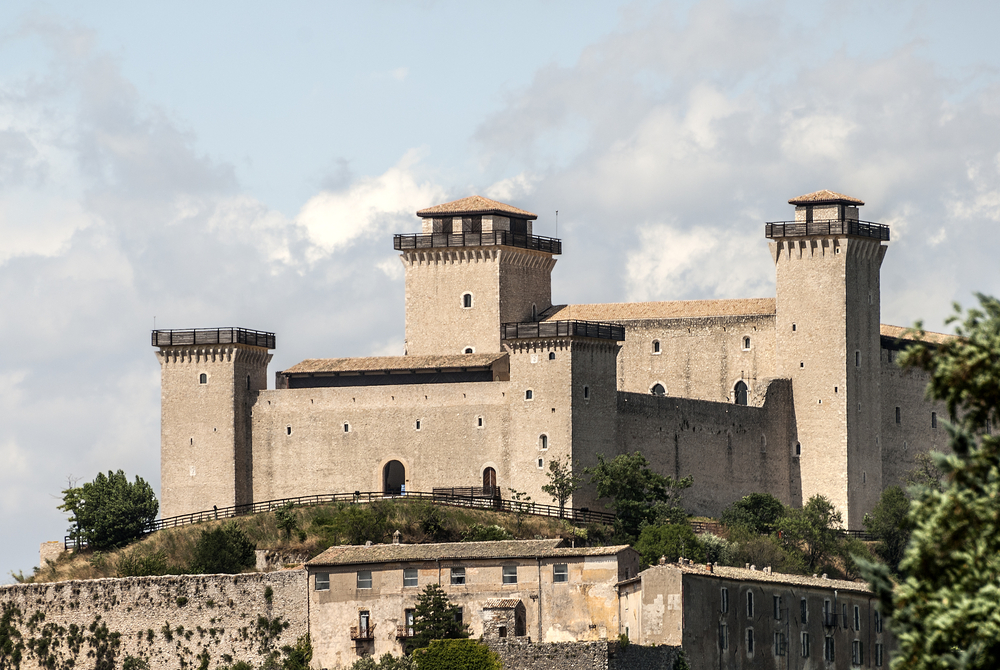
395, 196, 559, 356
153, 328, 274, 518
768, 190, 888, 528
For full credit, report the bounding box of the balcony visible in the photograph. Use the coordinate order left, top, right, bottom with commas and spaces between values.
151, 328, 276, 349
396, 626, 413, 639
350, 624, 376, 641
394, 231, 562, 255
765, 219, 889, 241
500, 320, 625, 342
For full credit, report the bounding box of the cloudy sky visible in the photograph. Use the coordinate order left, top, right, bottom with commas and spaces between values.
3, 0, 1000, 578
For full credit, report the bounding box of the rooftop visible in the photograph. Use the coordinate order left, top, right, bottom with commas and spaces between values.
417, 195, 537, 220
788, 190, 865, 206
306, 539, 632, 566
663, 561, 873, 594
283, 353, 507, 375
880, 324, 956, 346
542, 298, 777, 323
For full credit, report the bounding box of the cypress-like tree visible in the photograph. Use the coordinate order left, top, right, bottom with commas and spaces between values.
408, 584, 468, 652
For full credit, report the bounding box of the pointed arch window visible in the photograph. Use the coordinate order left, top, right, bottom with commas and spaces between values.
651, 383, 665, 396
734, 381, 748, 406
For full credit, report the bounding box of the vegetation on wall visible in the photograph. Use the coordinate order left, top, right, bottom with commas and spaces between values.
59, 470, 159, 551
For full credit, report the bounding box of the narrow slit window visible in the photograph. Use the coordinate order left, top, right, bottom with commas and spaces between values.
537, 458, 543, 469
747, 591, 754, 617
583, 386, 590, 400
747, 628, 755, 656
525, 389, 533, 400
895, 407, 901, 424
199, 373, 207, 384
247, 375, 251, 390
795, 442, 801, 456
344, 423, 350, 433
931, 412, 937, 428
743, 336, 751, 350
415, 420, 421, 430
462, 293, 473, 308
477, 416, 483, 428
286, 426, 292, 436
539, 434, 548, 450
856, 351, 861, 367
792, 323, 797, 331
721, 588, 728, 613
652, 340, 661, 354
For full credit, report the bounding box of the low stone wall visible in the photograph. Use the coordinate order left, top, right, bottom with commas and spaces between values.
0, 571, 307, 670
485, 639, 682, 670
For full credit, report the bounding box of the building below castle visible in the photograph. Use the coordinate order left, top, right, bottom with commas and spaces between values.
153, 190, 950, 528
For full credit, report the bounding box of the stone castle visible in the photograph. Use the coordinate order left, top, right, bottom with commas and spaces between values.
153, 190, 948, 528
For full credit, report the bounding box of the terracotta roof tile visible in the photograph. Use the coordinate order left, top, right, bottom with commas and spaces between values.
543, 298, 776, 322
665, 562, 873, 594
417, 196, 537, 219
283, 353, 507, 375
306, 539, 631, 566
483, 598, 522, 608
880, 324, 956, 345
788, 190, 865, 206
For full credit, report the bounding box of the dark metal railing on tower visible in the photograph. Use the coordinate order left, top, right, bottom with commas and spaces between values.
394, 231, 562, 254
151, 328, 276, 349
501, 320, 625, 342
764, 219, 890, 241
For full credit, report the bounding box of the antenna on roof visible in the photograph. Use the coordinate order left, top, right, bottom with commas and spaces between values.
555, 210, 558, 237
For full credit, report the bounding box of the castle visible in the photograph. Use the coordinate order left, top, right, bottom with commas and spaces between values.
153, 190, 948, 529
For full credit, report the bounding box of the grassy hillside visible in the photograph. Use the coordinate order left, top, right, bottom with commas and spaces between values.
29, 499, 608, 583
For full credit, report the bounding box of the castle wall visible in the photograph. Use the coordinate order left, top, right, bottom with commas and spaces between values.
569, 341, 622, 510
498, 249, 556, 326
251, 382, 515, 501
614, 315, 777, 403
615, 379, 798, 517
0, 572, 307, 670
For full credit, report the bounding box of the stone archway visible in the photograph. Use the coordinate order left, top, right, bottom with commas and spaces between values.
383, 460, 405, 495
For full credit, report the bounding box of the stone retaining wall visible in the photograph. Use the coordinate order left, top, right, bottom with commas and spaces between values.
485, 639, 682, 670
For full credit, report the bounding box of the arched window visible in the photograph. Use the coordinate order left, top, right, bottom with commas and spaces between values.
462, 293, 473, 308
652, 340, 661, 354
383, 461, 405, 495
734, 381, 748, 406
199, 373, 207, 384
539, 435, 548, 450
464, 347, 474, 354
651, 383, 665, 396
548, 352, 555, 360
483, 467, 497, 494
743, 336, 751, 350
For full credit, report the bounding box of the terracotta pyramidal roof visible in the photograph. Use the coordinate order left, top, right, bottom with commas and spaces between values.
788, 190, 865, 206
417, 195, 537, 220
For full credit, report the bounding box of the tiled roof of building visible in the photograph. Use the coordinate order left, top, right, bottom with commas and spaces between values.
417, 196, 537, 219
788, 189, 865, 206
483, 598, 522, 609
667, 561, 873, 594
542, 298, 776, 322
283, 353, 507, 375
880, 324, 956, 345
306, 540, 631, 566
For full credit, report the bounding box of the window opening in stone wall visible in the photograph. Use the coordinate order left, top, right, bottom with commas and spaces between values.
721, 588, 728, 613
462, 293, 473, 308
852, 640, 864, 666
483, 467, 497, 493
584, 386, 590, 400
795, 442, 801, 456
824, 636, 835, 662
403, 568, 418, 587
823, 599, 832, 626
464, 348, 473, 354
854, 605, 860, 630
747, 591, 754, 617
876, 643, 884, 667
719, 623, 728, 650
773, 595, 782, 620
525, 389, 533, 400
532, 304, 537, 321
651, 383, 665, 396
800, 598, 808, 623
743, 336, 751, 350
344, 423, 350, 433
477, 416, 484, 428
286, 426, 292, 436
498, 626, 507, 638
548, 352, 555, 360
895, 407, 901, 424
746, 628, 755, 656
455, 608, 464, 624
863, 471, 866, 484
451, 567, 465, 585
415, 420, 421, 430
357, 571, 372, 589
553, 564, 568, 583
383, 460, 405, 495
792, 323, 797, 331
539, 434, 548, 450
537, 458, 543, 469
247, 375, 251, 390
734, 380, 748, 406
503, 565, 518, 585
801, 632, 810, 658
842, 604, 848, 629
874, 610, 882, 633
932, 412, 937, 428
199, 373, 207, 384
856, 351, 861, 367
315, 572, 329, 590
774, 632, 787, 656
800, 361, 804, 368
405, 609, 415, 637
652, 340, 661, 354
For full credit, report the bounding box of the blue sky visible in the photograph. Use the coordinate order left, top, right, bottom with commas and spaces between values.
2, 0, 1000, 579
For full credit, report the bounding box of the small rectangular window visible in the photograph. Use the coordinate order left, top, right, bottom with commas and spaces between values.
875, 643, 884, 667
502, 565, 518, 585
801, 632, 810, 658
315, 572, 329, 591
721, 588, 729, 613
895, 407, 901, 424
825, 636, 835, 662
450, 567, 466, 585
854, 605, 861, 630
773, 595, 782, 620
553, 564, 568, 583
719, 623, 728, 650
746, 628, 755, 656
843, 604, 849, 629
525, 389, 533, 400
852, 640, 864, 666
357, 570, 372, 589
747, 591, 754, 617
415, 420, 421, 430
403, 568, 418, 587
583, 386, 590, 400
800, 597, 808, 623
774, 632, 786, 656
856, 350, 860, 367
874, 610, 882, 633
932, 412, 937, 428
823, 599, 833, 626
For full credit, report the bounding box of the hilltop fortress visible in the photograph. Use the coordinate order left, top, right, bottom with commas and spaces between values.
153, 190, 948, 528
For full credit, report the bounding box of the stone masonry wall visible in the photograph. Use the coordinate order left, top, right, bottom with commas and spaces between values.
0, 571, 307, 670
485, 639, 681, 670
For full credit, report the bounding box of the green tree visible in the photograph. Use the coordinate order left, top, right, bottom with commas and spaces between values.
905, 452, 944, 492
59, 470, 158, 551
861, 294, 1000, 669
862, 486, 911, 575
777, 495, 841, 573
634, 523, 705, 565
280, 634, 312, 670
585, 452, 692, 540
541, 455, 583, 516
190, 522, 256, 574
413, 639, 501, 670
408, 584, 469, 652
720, 493, 786, 535
274, 503, 299, 541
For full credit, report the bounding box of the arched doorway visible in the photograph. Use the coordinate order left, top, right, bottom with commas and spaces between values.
383, 460, 405, 495
734, 380, 748, 406
483, 467, 497, 497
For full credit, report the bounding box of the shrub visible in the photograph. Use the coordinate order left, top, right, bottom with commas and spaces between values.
720, 493, 786, 535
189, 523, 256, 574
349, 653, 415, 669
274, 503, 299, 541
413, 639, 501, 670
461, 524, 512, 542
635, 523, 704, 565
280, 634, 312, 670
116, 549, 169, 577
697, 533, 736, 565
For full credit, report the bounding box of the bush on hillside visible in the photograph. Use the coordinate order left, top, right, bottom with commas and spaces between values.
59, 470, 159, 551
720, 493, 786, 535
116, 548, 171, 577
461, 524, 512, 542
634, 523, 704, 565
412, 639, 502, 670
190, 522, 256, 574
